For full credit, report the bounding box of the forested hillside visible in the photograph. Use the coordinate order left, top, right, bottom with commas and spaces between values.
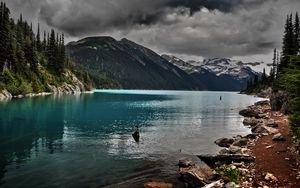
243, 13, 300, 137
0, 2, 95, 96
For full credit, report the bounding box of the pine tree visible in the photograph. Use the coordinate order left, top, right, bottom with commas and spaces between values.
295, 12, 300, 54
42, 31, 46, 51
0, 2, 11, 72
47, 29, 56, 72
36, 23, 42, 52
281, 14, 295, 73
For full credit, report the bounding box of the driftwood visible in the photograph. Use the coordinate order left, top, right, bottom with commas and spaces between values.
197, 154, 255, 167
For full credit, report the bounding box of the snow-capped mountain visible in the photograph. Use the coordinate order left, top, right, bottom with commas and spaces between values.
162, 55, 262, 91
201, 58, 260, 80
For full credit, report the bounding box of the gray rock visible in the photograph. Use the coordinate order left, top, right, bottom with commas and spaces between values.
243, 118, 261, 126
0, 89, 12, 100
272, 133, 287, 141
266, 119, 278, 128
256, 113, 269, 119
251, 125, 270, 134
232, 138, 248, 147
255, 100, 270, 106
229, 146, 242, 154
239, 108, 258, 117
219, 148, 230, 155
215, 138, 234, 148
178, 159, 195, 168
226, 182, 240, 188
179, 163, 215, 187
244, 134, 257, 140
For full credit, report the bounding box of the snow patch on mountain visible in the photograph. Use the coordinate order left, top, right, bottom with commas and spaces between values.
162, 55, 261, 80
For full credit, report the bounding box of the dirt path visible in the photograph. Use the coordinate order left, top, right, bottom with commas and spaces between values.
252, 112, 300, 187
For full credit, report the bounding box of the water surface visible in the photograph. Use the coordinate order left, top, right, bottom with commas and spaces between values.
0, 90, 261, 187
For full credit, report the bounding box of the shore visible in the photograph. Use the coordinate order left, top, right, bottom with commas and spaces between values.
0, 89, 95, 101
144, 99, 300, 188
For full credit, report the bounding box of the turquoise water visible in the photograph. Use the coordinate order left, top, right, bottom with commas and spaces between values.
0, 90, 261, 187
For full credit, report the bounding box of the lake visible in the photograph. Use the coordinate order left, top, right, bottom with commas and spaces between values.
0, 90, 262, 187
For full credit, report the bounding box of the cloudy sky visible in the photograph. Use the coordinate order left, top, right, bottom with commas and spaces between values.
4, 0, 300, 65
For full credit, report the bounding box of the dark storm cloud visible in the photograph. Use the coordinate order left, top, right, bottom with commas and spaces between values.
3, 0, 300, 60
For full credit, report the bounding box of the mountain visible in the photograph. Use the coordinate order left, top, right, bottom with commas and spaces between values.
162, 55, 261, 91
66, 37, 203, 90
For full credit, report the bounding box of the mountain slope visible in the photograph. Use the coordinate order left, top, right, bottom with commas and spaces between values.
162, 55, 261, 91
67, 37, 203, 90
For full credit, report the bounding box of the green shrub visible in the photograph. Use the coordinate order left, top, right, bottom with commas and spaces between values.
216, 166, 241, 183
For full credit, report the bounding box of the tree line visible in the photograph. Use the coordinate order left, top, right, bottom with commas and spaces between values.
0, 2, 70, 94
244, 12, 300, 91
244, 12, 300, 138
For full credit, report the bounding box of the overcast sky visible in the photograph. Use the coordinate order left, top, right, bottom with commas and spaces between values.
4, 0, 300, 66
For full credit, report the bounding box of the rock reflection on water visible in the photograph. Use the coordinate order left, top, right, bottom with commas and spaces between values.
0, 91, 261, 187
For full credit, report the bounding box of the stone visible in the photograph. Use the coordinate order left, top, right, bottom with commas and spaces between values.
256, 113, 269, 119
264, 173, 278, 182
265, 119, 278, 128
215, 138, 234, 148
272, 133, 287, 141
0, 89, 12, 100
229, 146, 242, 154
144, 182, 173, 188
243, 118, 261, 126
219, 148, 230, 155
179, 164, 215, 187
178, 159, 195, 168
225, 182, 240, 188
239, 108, 258, 117
244, 134, 257, 140
232, 138, 248, 147
203, 180, 224, 188
255, 100, 270, 106
251, 125, 270, 134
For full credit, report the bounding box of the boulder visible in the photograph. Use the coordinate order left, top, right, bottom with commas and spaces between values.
239, 108, 258, 117
265, 119, 278, 128
179, 164, 215, 187
226, 182, 240, 188
270, 91, 290, 114
264, 173, 278, 182
215, 138, 234, 148
0, 89, 12, 100
255, 100, 270, 106
178, 159, 195, 168
243, 118, 261, 126
219, 148, 230, 155
256, 113, 269, 119
251, 125, 270, 134
272, 133, 287, 141
232, 138, 248, 147
228, 146, 242, 154
197, 154, 255, 167
244, 134, 257, 140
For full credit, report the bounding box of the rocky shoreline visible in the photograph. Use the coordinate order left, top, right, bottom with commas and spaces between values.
0, 72, 94, 101
144, 99, 300, 188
